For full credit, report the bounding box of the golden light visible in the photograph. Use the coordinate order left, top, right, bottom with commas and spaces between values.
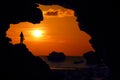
32, 30, 43, 37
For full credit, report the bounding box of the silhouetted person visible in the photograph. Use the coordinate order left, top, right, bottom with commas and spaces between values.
20, 32, 24, 44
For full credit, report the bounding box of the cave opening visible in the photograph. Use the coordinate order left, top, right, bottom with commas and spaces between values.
7, 4, 94, 56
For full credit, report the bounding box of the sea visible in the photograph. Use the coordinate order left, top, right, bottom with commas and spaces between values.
40, 56, 110, 80
40, 56, 87, 69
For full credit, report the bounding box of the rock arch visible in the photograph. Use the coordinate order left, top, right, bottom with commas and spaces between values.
0, 0, 110, 67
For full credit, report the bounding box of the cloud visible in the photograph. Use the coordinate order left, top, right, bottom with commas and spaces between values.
43, 9, 74, 17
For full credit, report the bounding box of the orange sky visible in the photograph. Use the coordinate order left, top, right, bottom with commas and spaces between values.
7, 5, 94, 56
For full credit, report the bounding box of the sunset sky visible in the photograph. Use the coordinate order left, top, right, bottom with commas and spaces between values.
7, 4, 94, 56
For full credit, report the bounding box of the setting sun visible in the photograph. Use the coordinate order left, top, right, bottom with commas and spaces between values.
32, 30, 43, 37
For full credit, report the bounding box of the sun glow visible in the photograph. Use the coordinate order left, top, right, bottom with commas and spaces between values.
32, 30, 43, 37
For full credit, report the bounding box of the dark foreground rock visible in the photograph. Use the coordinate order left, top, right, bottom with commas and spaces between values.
0, 41, 56, 80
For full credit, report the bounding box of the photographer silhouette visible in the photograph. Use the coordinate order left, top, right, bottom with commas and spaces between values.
20, 32, 24, 44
